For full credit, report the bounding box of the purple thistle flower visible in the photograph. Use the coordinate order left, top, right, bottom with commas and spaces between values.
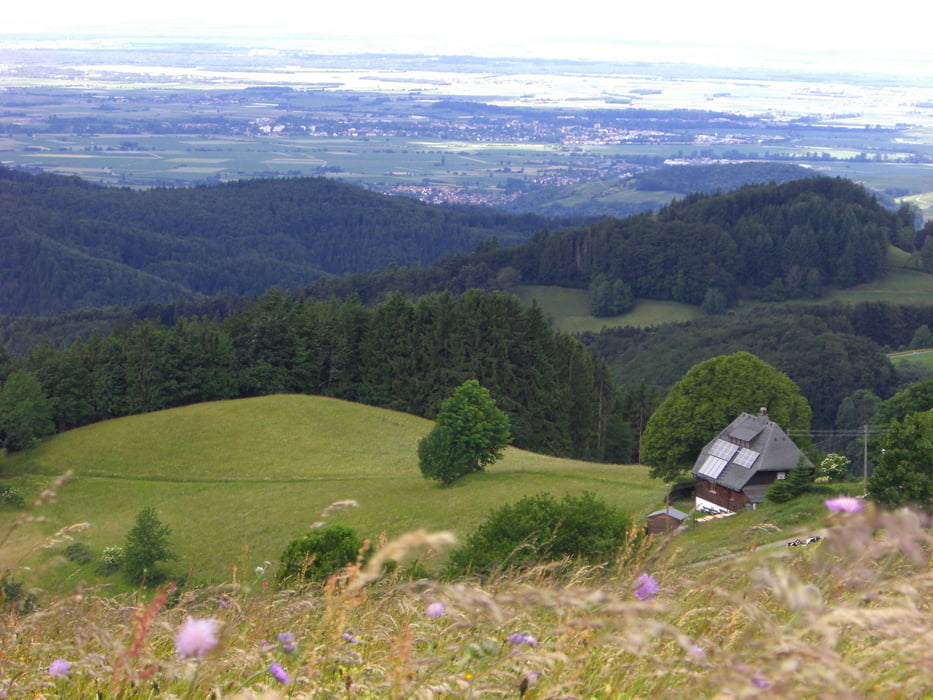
752, 672, 770, 688
426, 602, 445, 618
824, 496, 863, 513
277, 632, 297, 654
270, 662, 290, 685
174, 617, 219, 659
634, 573, 659, 601
49, 659, 71, 678
507, 633, 538, 647
342, 632, 358, 643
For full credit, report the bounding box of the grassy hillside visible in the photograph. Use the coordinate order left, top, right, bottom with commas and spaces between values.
512, 285, 702, 332
0, 395, 661, 587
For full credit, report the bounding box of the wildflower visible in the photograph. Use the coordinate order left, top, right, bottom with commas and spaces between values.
752, 672, 770, 688
49, 659, 71, 678
175, 617, 219, 659
507, 633, 537, 647
634, 573, 659, 601
824, 496, 863, 513
342, 632, 358, 643
270, 662, 290, 685
426, 602, 445, 618
689, 645, 707, 663
278, 632, 297, 654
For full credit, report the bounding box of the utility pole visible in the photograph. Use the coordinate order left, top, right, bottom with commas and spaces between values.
863, 424, 869, 495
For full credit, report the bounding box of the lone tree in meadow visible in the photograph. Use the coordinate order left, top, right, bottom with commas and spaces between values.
641, 352, 812, 483
418, 379, 511, 485
123, 507, 175, 585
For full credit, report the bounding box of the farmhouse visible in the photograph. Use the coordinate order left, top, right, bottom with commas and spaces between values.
692, 408, 813, 514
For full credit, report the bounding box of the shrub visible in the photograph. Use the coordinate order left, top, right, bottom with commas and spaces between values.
0, 485, 24, 508
276, 524, 363, 586
62, 541, 93, 565
447, 492, 632, 577
818, 453, 850, 482
766, 460, 814, 503
97, 546, 125, 575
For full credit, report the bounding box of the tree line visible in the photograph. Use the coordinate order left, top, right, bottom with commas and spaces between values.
0, 289, 632, 463
303, 177, 902, 310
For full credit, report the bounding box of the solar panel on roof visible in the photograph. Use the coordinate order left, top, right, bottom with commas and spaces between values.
708, 439, 739, 461
698, 455, 728, 479
733, 447, 760, 468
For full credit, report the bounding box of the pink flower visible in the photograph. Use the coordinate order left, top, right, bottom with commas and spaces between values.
634, 573, 659, 601
426, 602, 445, 618
824, 496, 863, 513
49, 659, 71, 677
175, 617, 219, 659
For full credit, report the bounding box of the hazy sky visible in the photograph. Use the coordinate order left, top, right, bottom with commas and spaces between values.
4, 0, 931, 68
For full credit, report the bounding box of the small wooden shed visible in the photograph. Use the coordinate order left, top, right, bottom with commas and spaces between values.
646, 506, 690, 534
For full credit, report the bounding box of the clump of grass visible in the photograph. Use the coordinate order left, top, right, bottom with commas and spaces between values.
0, 478, 931, 698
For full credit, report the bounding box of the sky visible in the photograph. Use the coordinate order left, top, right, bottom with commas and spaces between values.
4, 0, 932, 71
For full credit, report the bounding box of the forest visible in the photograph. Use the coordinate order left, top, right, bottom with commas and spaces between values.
0, 166, 551, 315
3, 170, 932, 461
301, 177, 910, 309
0, 289, 631, 462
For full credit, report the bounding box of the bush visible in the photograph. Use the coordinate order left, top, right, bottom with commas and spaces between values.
97, 546, 125, 575
766, 461, 814, 503
447, 492, 632, 577
0, 485, 24, 508
276, 524, 363, 586
62, 541, 93, 565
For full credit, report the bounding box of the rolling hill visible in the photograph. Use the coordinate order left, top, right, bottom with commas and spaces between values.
0, 167, 550, 315
0, 394, 661, 586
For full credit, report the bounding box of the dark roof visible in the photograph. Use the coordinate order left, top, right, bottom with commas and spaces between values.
691, 411, 813, 496
647, 506, 689, 521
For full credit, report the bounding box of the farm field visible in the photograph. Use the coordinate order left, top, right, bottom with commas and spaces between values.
3, 43, 933, 215
0, 395, 663, 590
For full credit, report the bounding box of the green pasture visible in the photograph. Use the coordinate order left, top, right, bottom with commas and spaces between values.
512, 285, 702, 332
0, 395, 660, 587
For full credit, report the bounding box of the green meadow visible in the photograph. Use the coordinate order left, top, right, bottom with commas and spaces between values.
0, 395, 662, 588
512, 285, 702, 332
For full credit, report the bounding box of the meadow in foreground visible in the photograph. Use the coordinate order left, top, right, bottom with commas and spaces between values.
1, 476, 930, 699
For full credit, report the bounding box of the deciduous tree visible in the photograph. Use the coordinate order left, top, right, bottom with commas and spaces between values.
641, 352, 811, 482
418, 379, 511, 485
868, 410, 933, 509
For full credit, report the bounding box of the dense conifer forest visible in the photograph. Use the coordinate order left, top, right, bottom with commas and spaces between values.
0, 289, 631, 462
0, 167, 550, 315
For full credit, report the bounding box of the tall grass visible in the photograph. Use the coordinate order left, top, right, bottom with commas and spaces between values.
1, 476, 931, 698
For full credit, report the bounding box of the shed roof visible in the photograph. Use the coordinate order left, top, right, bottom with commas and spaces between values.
647, 506, 690, 521
691, 411, 812, 495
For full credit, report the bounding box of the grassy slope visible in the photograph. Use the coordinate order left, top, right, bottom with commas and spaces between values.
0, 395, 661, 587
513, 246, 933, 333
